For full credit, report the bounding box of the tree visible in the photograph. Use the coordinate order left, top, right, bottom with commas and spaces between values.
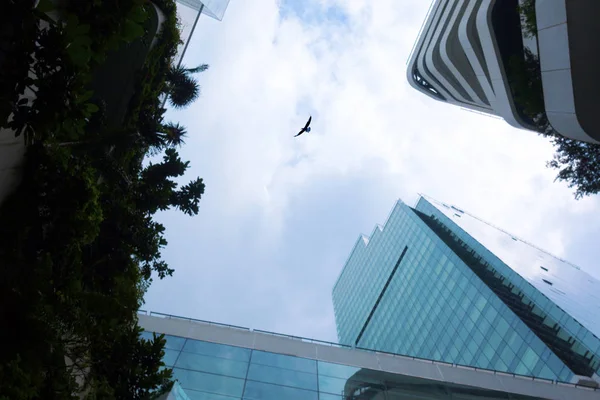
139, 121, 188, 149
517, 0, 537, 38
85, 326, 174, 400
1, 1, 207, 397
165, 64, 209, 108
48, 120, 188, 154
137, 148, 204, 216
160, 122, 187, 147
546, 136, 600, 199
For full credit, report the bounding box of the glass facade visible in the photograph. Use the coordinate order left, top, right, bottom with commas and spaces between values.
332, 197, 600, 382
176, 0, 230, 20
142, 330, 546, 400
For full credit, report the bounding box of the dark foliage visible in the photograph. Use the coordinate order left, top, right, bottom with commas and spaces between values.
165, 64, 209, 108
0, 0, 207, 398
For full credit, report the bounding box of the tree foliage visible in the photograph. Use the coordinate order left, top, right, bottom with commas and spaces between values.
165, 64, 209, 108
0, 0, 207, 398
546, 136, 600, 199
517, 0, 538, 38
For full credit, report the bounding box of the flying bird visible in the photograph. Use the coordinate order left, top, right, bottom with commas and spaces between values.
294, 116, 312, 137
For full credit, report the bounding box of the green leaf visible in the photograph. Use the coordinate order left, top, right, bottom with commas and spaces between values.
66, 13, 80, 29
36, 0, 55, 13
85, 103, 99, 114
66, 45, 91, 68
130, 6, 149, 24
77, 90, 94, 105
74, 24, 91, 36
122, 20, 145, 42
73, 35, 92, 47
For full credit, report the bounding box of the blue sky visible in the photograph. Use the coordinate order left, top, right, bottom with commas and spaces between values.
143, 0, 600, 343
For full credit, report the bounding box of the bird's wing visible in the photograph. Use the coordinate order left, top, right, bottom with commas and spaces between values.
294, 129, 305, 137
304, 116, 312, 129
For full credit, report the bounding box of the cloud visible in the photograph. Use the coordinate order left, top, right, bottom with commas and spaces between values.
143, 0, 600, 341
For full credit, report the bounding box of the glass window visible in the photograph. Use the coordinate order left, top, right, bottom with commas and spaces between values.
173, 368, 245, 397
489, 332, 502, 349
318, 374, 348, 395
140, 330, 155, 341
184, 389, 239, 400
247, 363, 317, 391
538, 365, 556, 380
164, 349, 180, 367
176, 351, 248, 378
250, 351, 316, 374
546, 353, 566, 375
521, 348, 540, 371
183, 339, 251, 362
317, 362, 361, 380
243, 380, 318, 400
494, 358, 508, 372
514, 362, 530, 376
558, 365, 573, 382
496, 319, 509, 337
318, 393, 343, 400
165, 335, 187, 351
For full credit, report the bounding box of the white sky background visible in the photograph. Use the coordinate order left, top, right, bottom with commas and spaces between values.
143, 0, 600, 342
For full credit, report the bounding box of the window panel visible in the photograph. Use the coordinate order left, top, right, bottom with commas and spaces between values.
176, 351, 249, 378
318, 393, 342, 400
165, 335, 187, 351
250, 350, 316, 374
521, 348, 540, 371
173, 368, 245, 397
183, 339, 251, 362
318, 374, 347, 395
243, 380, 318, 400
164, 349, 181, 367
247, 363, 317, 391
184, 389, 240, 400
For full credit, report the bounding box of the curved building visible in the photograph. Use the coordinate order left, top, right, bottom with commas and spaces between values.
407, 0, 600, 143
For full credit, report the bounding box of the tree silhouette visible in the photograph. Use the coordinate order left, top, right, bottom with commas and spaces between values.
165, 64, 209, 108
137, 148, 205, 215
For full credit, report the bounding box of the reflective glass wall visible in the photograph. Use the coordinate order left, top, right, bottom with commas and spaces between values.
333, 200, 577, 381
416, 196, 600, 378
142, 331, 543, 400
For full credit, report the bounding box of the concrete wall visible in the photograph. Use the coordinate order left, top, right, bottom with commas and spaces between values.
537, 0, 600, 143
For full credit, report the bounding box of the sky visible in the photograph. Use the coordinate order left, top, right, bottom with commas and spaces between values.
143, 0, 600, 343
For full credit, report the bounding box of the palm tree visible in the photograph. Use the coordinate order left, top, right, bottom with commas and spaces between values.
136, 118, 188, 151
165, 64, 209, 108
158, 122, 187, 147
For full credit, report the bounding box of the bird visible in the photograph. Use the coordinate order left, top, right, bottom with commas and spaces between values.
294, 116, 312, 137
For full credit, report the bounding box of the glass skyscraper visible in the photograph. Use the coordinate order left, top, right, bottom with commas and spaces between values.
333, 195, 600, 384
139, 311, 598, 400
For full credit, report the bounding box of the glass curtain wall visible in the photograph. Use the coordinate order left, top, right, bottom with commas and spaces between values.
143, 331, 545, 400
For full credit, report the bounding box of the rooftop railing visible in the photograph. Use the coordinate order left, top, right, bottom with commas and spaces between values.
138, 309, 250, 331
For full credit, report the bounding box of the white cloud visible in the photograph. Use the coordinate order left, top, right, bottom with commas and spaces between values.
144, 0, 600, 341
